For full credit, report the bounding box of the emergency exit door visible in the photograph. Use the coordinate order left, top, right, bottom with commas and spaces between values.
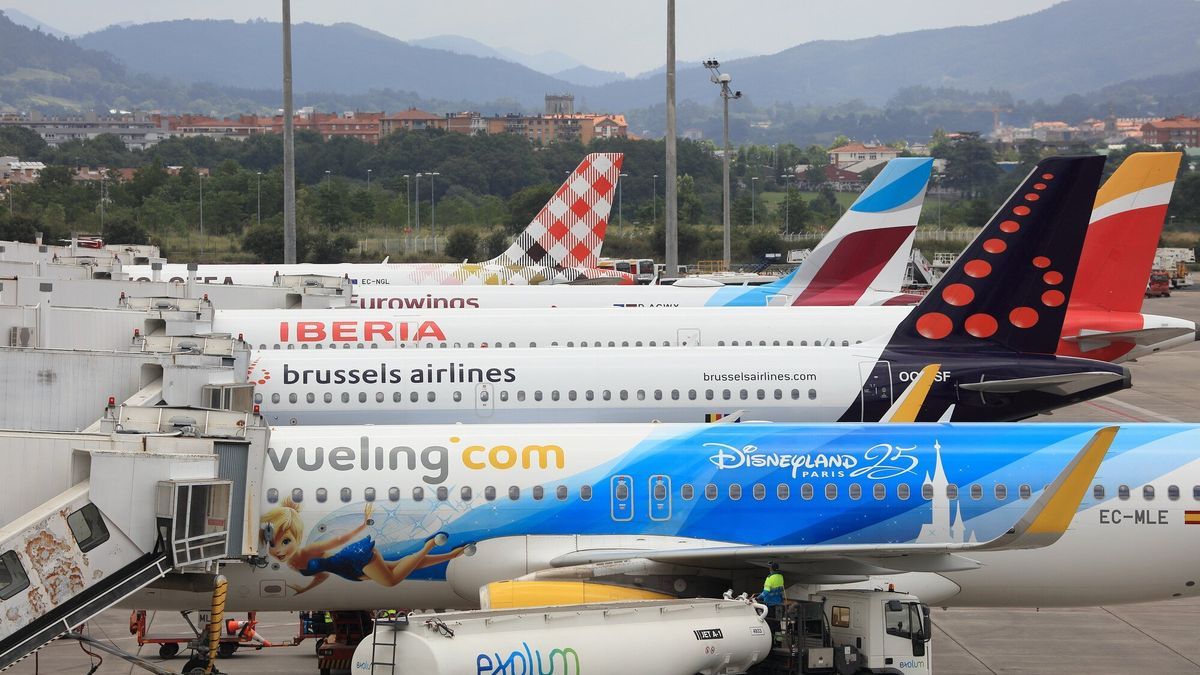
475, 383, 494, 418
649, 475, 672, 521
610, 475, 633, 522
858, 361, 893, 421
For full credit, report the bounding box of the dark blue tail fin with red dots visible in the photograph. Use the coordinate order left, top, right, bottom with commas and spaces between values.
893, 156, 1106, 353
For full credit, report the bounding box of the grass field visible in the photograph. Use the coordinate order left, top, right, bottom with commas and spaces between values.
759, 190, 859, 210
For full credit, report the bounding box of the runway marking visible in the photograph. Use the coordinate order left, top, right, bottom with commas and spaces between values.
1100, 397, 1183, 423
1101, 606, 1200, 671
1086, 401, 1149, 422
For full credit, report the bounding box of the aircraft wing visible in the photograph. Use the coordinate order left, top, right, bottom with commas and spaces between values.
546, 427, 1115, 577
1063, 326, 1195, 353
958, 371, 1126, 396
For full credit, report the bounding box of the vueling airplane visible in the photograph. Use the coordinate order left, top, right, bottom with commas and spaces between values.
348, 157, 934, 309
125, 153, 633, 286
132, 421, 1200, 612
250, 156, 1130, 425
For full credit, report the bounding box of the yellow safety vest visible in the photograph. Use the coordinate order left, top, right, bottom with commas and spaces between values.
764, 572, 785, 592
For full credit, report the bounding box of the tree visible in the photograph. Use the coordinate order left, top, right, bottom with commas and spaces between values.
746, 231, 785, 260
0, 126, 47, 159
306, 229, 355, 263
934, 134, 1000, 199
482, 230, 510, 259
505, 183, 554, 233
444, 227, 480, 261
103, 216, 149, 245
777, 190, 810, 233
731, 194, 752, 226
243, 222, 305, 263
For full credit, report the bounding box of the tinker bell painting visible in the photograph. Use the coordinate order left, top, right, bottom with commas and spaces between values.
260, 497, 476, 594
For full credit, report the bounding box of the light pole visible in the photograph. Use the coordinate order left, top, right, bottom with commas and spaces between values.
324, 170, 331, 183
751, 176, 759, 227
704, 59, 741, 269
256, 171, 262, 227
100, 173, 107, 228
199, 173, 205, 259
281, 0, 297, 264
429, 172, 440, 249
652, 174, 658, 225
618, 172, 628, 229
780, 174, 791, 236
366, 168, 372, 190
402, 174, 411, 234
414, 172, 422, 245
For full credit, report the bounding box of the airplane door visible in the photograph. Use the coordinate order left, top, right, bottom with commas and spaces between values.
649, 475, 672, 521
677, 329, 701, 346
475, 383, 494, 418
858, 361, 893, 421
611, 475, 633, 522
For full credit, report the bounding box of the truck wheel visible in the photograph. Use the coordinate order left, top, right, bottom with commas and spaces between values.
181, 657, 206, 675
314, 637, 325, 655
158, 642, 179, 659
218, 642, 238, 658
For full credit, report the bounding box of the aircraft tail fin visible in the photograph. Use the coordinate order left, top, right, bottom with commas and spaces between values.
1072, 152, 1181, 313
780, 157, 932, 305
488, 153, 623, 269
891, 156, 1106, 354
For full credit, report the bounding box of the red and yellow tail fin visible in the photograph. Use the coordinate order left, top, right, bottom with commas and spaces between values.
1073, 152, 1181, 313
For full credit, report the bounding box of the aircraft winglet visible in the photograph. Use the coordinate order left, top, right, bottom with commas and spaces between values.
881, 364, 940, 423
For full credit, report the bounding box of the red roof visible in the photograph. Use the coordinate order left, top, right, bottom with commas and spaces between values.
384, 108, 442, 121
1144, 116, 1200, 129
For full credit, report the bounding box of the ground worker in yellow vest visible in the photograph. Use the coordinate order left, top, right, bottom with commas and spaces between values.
761, 562, 785, 606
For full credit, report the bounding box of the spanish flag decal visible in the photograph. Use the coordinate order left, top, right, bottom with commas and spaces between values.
1185, 511, 1200, 525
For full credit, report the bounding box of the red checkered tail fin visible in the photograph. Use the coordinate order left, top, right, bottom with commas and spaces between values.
487, 153, 623, 269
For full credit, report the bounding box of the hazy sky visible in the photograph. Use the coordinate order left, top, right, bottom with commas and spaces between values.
14, 0, 1063, 74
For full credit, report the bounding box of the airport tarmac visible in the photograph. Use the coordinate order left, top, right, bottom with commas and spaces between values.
12, 289, 1200, 675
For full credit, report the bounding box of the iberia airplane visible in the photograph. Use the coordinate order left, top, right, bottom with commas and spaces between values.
248, 157, 1131, 425
125, 153, 633, 286
128, 420, 1200, 612
212, 153, 1191, 364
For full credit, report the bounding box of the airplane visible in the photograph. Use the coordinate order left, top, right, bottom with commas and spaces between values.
124, 153, 634, 286
348, 156, 935, 309
130, 420, 1200, 612
248, 156, 1130, 425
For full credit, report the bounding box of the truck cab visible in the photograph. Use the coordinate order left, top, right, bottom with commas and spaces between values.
755, 589, 932, 675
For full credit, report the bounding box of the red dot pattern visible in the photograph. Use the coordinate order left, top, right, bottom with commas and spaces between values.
916, 313, 953, 340
964, 260, 992, 278
1033, 183, 1047, 190
983, 238, 1008, 254
965, 313, 998, 338
1025, 193, 1040, 201
942, 283, 975, 306
1000, 220, 1020, 233
1042, 290, 1065, 307
1013, 205, 1032, 216
1043, 271, 1063, 285
1010, 307, 1039, 328
1033, 256, 1051, 269
1042, 173, 1055, 180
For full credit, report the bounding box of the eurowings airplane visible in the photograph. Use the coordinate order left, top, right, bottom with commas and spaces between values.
334, 155, 1192, 362
132, 421, 1200, 612
125, 153, 633, 286
249, 156, 1129, 424
349, 156, 935, 309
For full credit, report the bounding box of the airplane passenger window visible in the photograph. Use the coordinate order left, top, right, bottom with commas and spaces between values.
388, 487, 400, 502
1168, 485, 1180, 501
825, 484, 837, 500
717, 341, 726, 346
608, 341, 616, 347
461, 487, 472, 501
341, 393, 350, 403
731, 341, 740, 346
848, 484, 862, 500
995, 484, 1007, 501
970, 484, 983, 500
774, 389, 783, 400
358, 393, 367, 403
800, 341, 807, 346
671, 390, 680, 401
873, 484, 886, 500
566, 342, 573, 347
705, 484, 718, 500
289, 393, 298, 404
569, 390, 577, 401
412, 487, 424, 502
255, 393, 263, 404
637, 390, 646, 401
705, 390, 715, 401
551, 390, 560, 401
729, 484, 742, 501
340, 488, 351, 503
500, 391, 510, 402
602, 390, 612, 401
772, 340, 780, 346
484, 486, 496, 501
1019, 484, 1032, 499
509, 486, 520, 500
306, 393, 315, 403
654, 390, 663, 401
556, 486, 568, 501
364, 488, 376, 502
801, 484, 814, 500
688, 390, 697, 400
622, 341, 630, 347
636, 341, 644, 347
291, 488, 304, 503
739, 390, 749, 400
532, 486, 545, 501
436, 486, 449, 501
1143, 486, 1155, 501
316, 488, 327, 503
509, 342, 516, 348
752, 483, 766, 500
1118, 485, 1130, 500
792, 389, 801, 400
842, 340, 849, 346
649, 341, 658, 347
427, 392, 436, 402
809, 389, 817, 400
786, 340, 794, 346
393, 393, 401, 403
897, 484, 911, 500
922, 484, 934, 500
946, 484, 958, 500
756, 389, 765, 400
266, 488, 278, 503
585, 390, 594, 401
376, 393, 385, 403
1093, 485, 1105, 500
681, 484, 695, 500
722, 390, 731, 400
620, 390, 629, 401
410, 392, 419, 403
517, 391, 526, 402
453, 391, 462, 403
777, 484, 789, 500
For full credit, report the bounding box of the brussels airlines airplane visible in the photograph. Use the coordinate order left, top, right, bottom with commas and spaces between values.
132, 421, 1200, 612
250, 156, 1130, 425
125, 153, 634, 286
349, 157, 936, 309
